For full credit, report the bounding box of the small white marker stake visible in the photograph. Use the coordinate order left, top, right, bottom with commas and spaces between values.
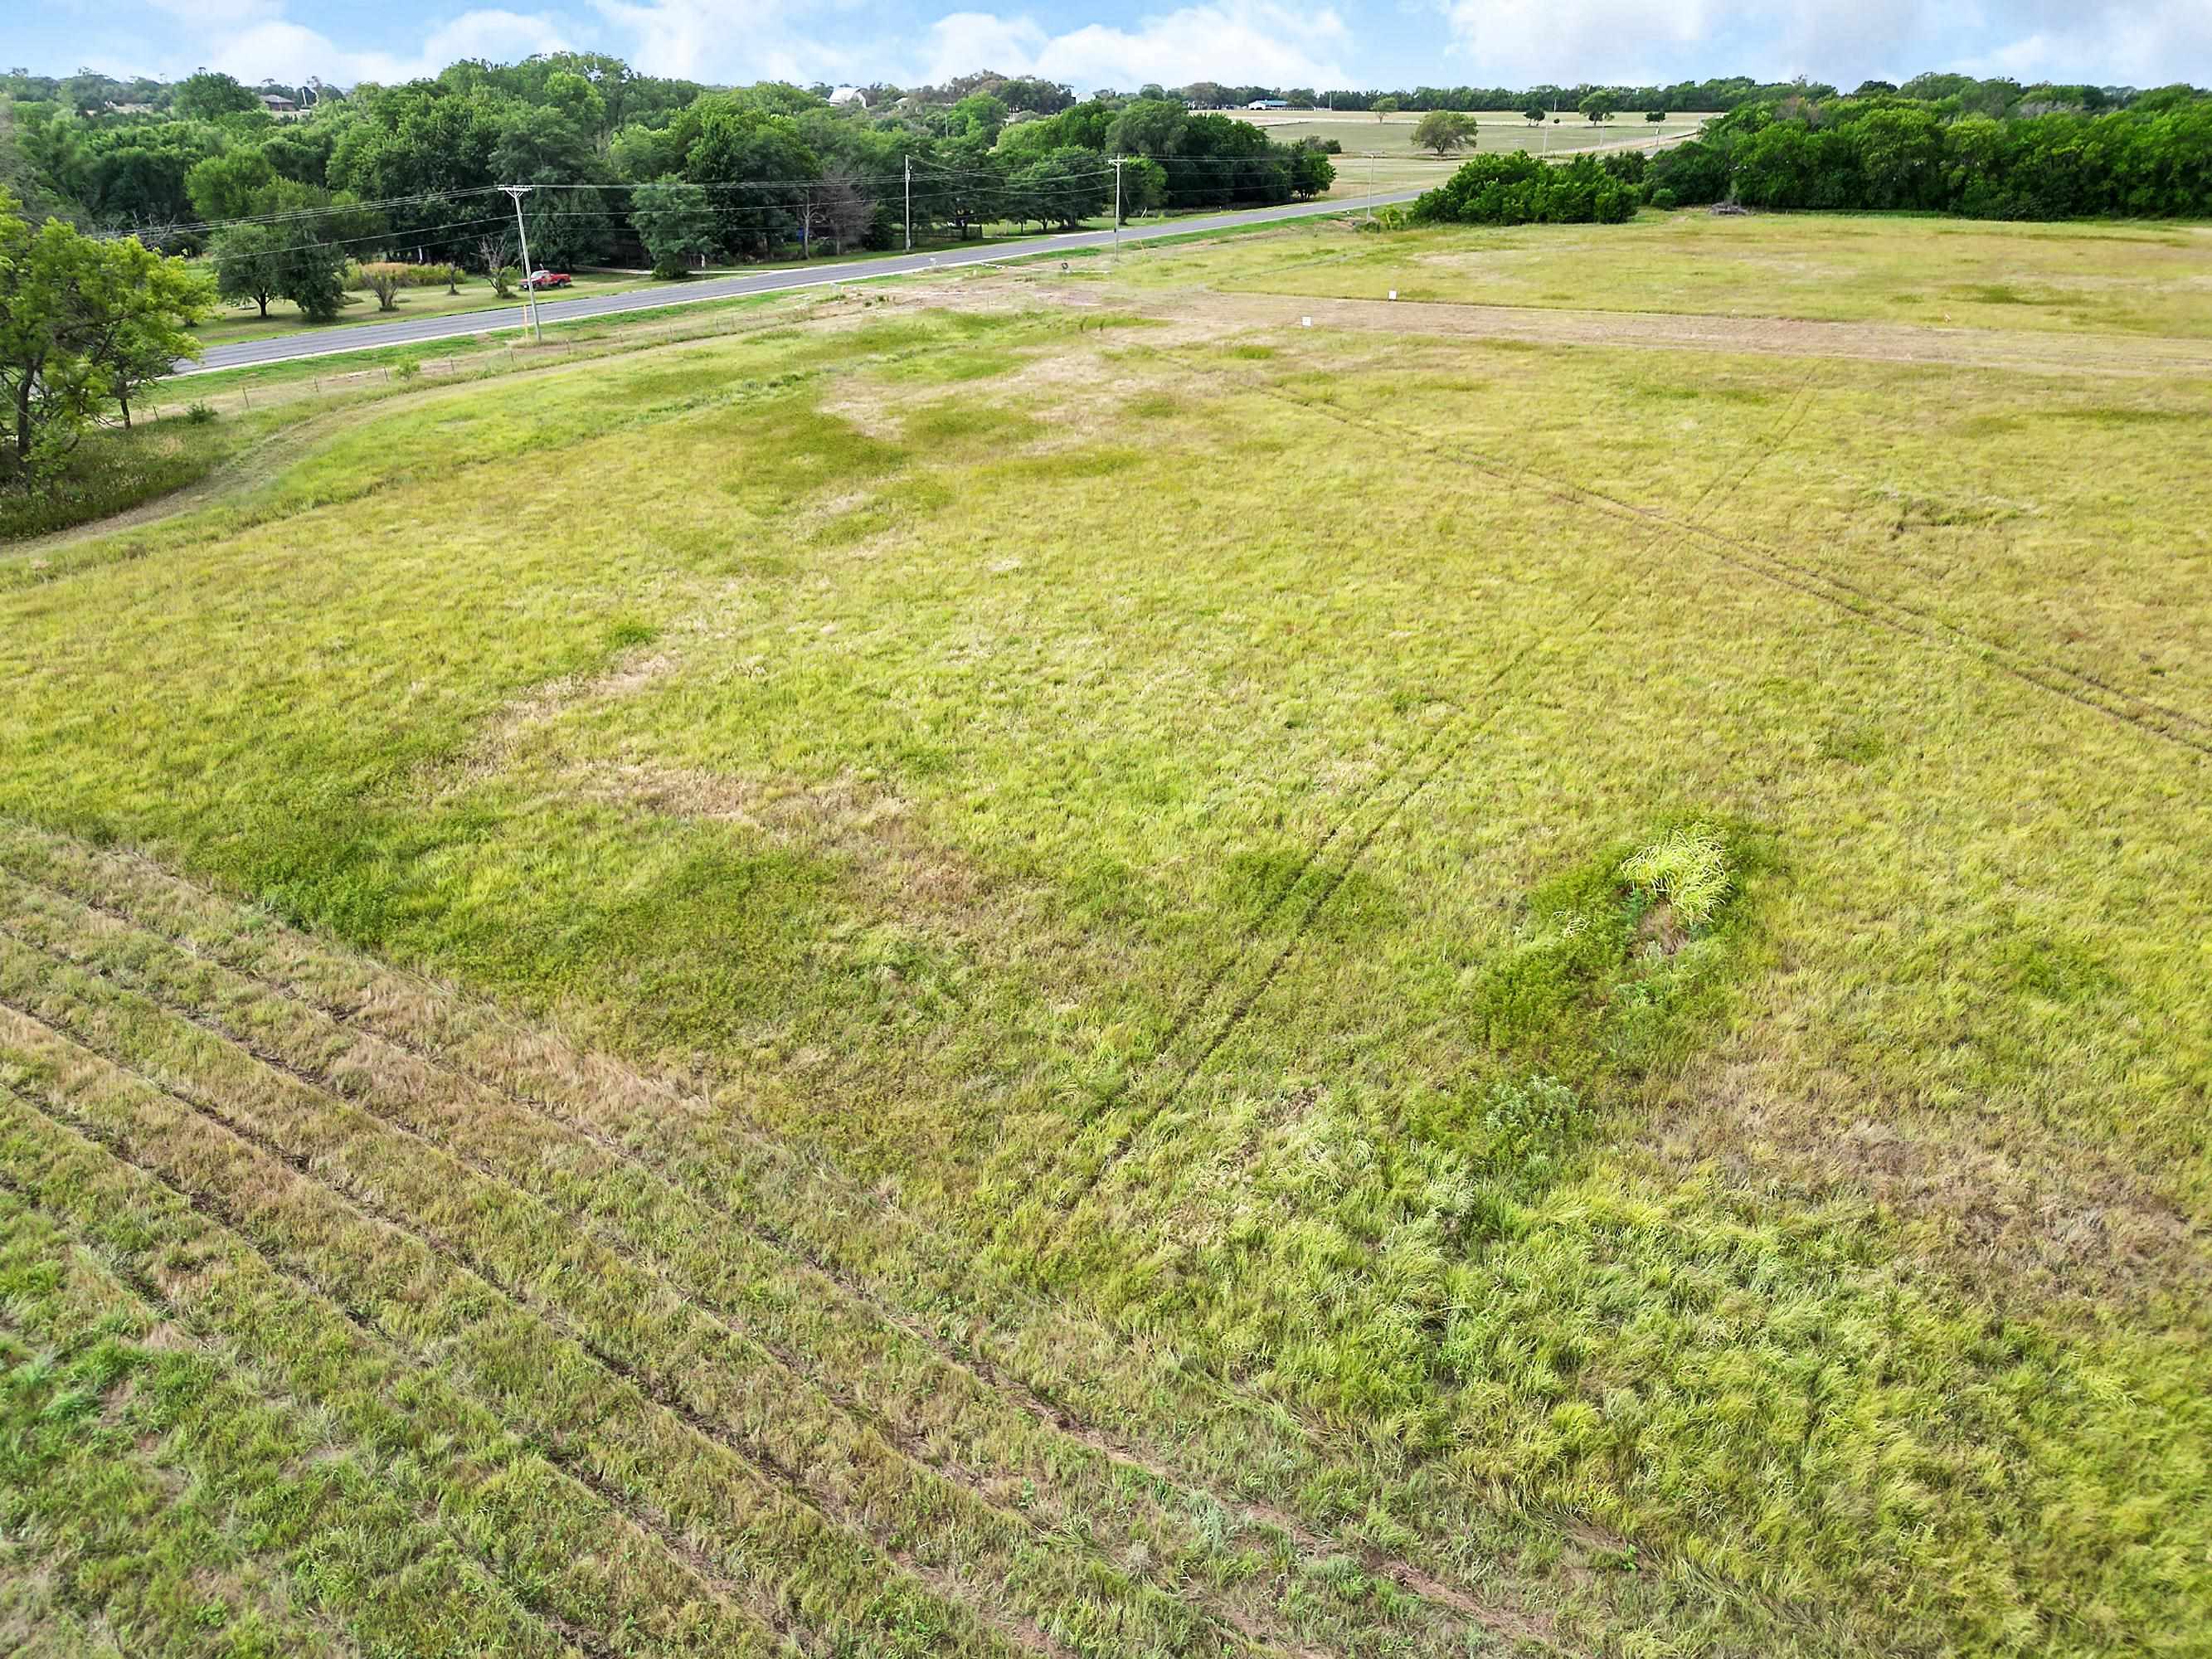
1388, 289, 1398, 300
1301, 316, 1312, 328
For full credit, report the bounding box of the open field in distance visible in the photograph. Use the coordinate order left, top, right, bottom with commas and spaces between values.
3, 207, 2210, 1659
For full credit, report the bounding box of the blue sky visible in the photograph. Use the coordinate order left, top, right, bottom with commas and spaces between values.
12, 0, 2210, 95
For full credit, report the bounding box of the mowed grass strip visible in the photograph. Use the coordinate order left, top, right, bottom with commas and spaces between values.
0, 1102, 795, 1659
0, 1237, 367, 1659
0, 985, 1040, 1659
0, 820, 1655, 1656
0, 877, 1389, 1659
0, 926, 1310, 1659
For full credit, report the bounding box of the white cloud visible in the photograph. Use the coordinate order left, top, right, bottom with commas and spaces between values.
191, 8, 572, 85
1435, 0, 2212, 89
588, 0, 882, 82
921, 2, 1351, 90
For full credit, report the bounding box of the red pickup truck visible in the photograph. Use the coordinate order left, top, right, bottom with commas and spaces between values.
523, 269, 572, 289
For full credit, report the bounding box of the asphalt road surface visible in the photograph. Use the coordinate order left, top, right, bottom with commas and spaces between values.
179, 191, 1429, 376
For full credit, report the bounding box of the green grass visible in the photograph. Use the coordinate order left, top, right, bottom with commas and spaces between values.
1122, 208, 2212, 335
0, 416, 250, 542
0, 213, 2209, 1659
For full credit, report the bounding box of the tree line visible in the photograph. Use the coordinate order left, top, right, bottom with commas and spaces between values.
1644, 84, 2212, 216
0, 60, 1334, 307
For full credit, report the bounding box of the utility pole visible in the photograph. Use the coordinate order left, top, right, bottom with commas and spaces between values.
1111, 156, 1124, 256
904, 154, 912, 251
500, 184, 542, 344
1365, 152, 1374, 224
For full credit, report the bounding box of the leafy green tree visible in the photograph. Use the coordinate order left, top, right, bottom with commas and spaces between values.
1116, 155, 1166, 221
950, 93, 1008, 143
542, 71, 608, 147
207, 221, 285, 316
173, 71, 261, 121
1286, 142, 1336, 197
0, 195, 210, 475
686, 101, 817, 255
1105, 98, 1186, 158
1013, 146, 1107, 230
207, 209, 348, 321
1373, 96, 1401, 119
1412, 110, 1478, 156
185, 148, 275, 221
1579, 90, 1619, 124
1646, 109, 1669, 123
1522, 102, 1548, 126
630, 177, 718, 275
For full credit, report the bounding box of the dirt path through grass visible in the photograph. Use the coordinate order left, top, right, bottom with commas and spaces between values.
1157, 290, 2212, 377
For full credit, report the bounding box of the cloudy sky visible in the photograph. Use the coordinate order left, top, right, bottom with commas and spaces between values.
13, 0, 2210, 95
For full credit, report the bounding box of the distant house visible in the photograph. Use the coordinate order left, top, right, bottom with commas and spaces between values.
105, 100, 155, 115
1247, 99, 1288, 110
260, 93, 299, 113
829, 86, 868, 109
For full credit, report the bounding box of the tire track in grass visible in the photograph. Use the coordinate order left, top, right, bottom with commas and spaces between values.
1046, 337, 1785, 1226
1219, 351, 2212, 761
0, 901, 1305, 1659
0, 1089, 762, 1659
0, 992, 1043, 1659
1044, 634, 1544, 1222
0, 830, 1576, 1657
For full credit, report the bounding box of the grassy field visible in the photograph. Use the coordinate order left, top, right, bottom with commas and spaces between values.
1259, 113, 1712, 202
3, 208, 2210, 1658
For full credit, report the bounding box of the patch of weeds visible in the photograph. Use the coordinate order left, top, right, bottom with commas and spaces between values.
1619, 822, 1731, 928
989, 445, 1145, 484
1817, 720, 1887, 765
1477, 1072, 1590, 1180
605, 617, 659, 652
1223, 343, 1277, 361
1461, 820, 1755, 1089
2041, 407, 2191, 428
902, 403, 1042, 448
878, 348, 1022, 386
2001, 929, 2117, 1006
1125, 392, 1184, 420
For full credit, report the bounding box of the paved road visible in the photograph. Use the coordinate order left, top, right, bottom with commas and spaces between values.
179, 191, 1430, 376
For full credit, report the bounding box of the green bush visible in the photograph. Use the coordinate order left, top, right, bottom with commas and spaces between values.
346, 260, 465, 290
1410, 153, 1641, 226
1618, 823, 1732, 926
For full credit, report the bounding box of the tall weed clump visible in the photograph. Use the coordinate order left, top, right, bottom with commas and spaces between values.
1618, 822, 1732, 927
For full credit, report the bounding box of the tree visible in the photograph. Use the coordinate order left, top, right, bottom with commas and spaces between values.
207, 213, 348, 322
1373, 96, 1401, 120
950, 93, 1008, 143
173, 71, 261, 121
0, 196, 210, 477
105, 251, 210, 425
1522, 103, 1548, 126
185, 148, 275, 221
207, 221, 284, 317
1579, 90, 1619, 124
1646, 109, 1669, 123
630, 177, 718, 275
1412, 110, 1478, 156
362, 268, 401, 311
1286, 141, 1336, 198
1010, 146, 1107, 230
816, 168, 873, 251
1116, 156, 1166, 221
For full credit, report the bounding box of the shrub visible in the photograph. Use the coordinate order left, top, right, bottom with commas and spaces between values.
348, 260, 465, 290
1410, 153, 1640, 226
1618, 824, 1732, 927
1649, 187, 1680, 210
